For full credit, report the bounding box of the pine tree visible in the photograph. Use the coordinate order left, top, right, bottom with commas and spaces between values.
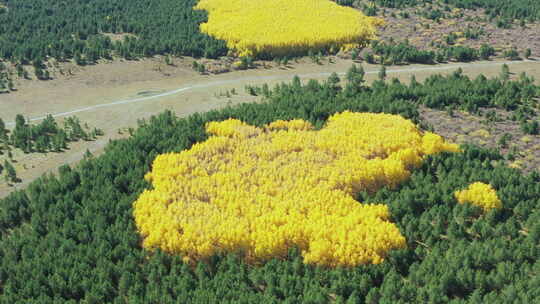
74, 51, 85, 65
327, 72, 341, 91
0, 117, 6, 139
165, 55, 173, 66
501, 64, 510, 81
83, 149, 93, 159
378, 65, 387, 81
479, 44, 495, 60
16, 64, 25, 78
351, 48, 359, 60
524, 48, 532, 59
7, 78, 14, 91
35, 136, 49, 153
365, 52, 375, 64
345, 64, 365, 95
4, 159, 17, 183
52, 131, 68, 152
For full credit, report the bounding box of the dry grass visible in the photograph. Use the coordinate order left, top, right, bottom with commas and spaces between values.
420, 106, 540, 173
1, 56, 540, 197
369, 2, 540, 58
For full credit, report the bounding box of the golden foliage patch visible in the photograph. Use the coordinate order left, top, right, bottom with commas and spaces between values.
454, 182, 502, 211
133, 112, 459, 267
195, 0, 383, 57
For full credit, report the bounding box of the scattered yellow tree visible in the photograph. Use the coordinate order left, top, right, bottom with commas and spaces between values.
454, 182, 502, 211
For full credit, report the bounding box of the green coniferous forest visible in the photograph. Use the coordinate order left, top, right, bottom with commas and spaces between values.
0, 0, 227, 65
1, 70, 539, 303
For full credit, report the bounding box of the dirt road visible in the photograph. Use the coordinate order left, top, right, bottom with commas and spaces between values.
3, 59, 536, 126
1, 58, 539, 198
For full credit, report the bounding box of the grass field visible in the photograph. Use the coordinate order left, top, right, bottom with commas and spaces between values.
1, 57, 539, 197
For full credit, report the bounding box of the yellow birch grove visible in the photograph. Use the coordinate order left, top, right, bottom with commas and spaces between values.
454, 182, 502, 211
133, 112, 460, 267
195, 0, 384, 57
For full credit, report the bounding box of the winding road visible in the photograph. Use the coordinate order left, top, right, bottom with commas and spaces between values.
1, 59, 539, 198
5, 59, 535, 126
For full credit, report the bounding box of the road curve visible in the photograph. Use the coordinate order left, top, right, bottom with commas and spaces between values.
5, 60, 535, 126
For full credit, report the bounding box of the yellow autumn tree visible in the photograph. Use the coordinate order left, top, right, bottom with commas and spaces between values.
454, 182, 502, 211
133, 112, 460, 267
195, 0, 384, 57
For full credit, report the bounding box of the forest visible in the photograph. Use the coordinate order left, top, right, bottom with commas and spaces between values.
0, 66, 539, 302
195, 0, 380, 58
0, 0, 227, 66
372, 0, 540, 21
1, 0, 535, 72
366, 40, 499, 64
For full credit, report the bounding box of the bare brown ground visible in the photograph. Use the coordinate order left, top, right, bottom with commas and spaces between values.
420, 107, 540, 173
363, 2, 540, 57
1, 57, 539, 198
